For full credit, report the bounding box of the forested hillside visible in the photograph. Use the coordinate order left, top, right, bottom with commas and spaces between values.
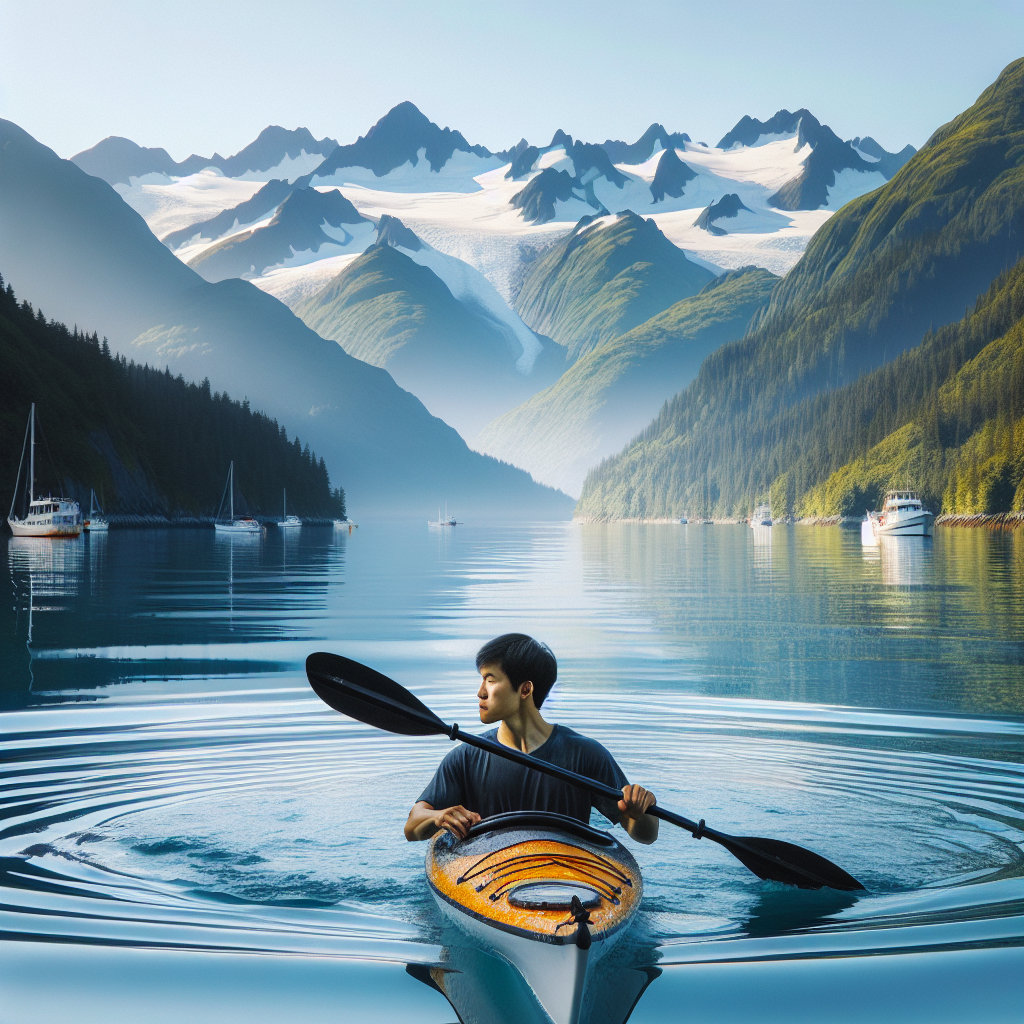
578, 260, 1024, 519
1, 273, 345, 518
575, 58, 1024, 520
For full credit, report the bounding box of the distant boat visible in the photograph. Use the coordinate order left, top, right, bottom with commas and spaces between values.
279, 488, 301, 529
84, 489, 109, 532
862, 490, 934, 542
678, 516, 688, 525
214, 462, 262, 534
750, 502, 772, 527
428, 502, 458, 527
6, 404, 83, 538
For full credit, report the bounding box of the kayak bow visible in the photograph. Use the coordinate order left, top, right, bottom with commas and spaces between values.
427, 811, 641, 1024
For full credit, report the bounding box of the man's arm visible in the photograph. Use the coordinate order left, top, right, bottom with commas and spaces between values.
404, 801, 482, 841
618, 784, 659, 844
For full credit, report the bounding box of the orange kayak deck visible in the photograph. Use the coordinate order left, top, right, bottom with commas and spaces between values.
427, 814, 641, 945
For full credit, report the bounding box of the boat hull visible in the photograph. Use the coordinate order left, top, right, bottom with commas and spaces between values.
84, 519, 109, 532
8, 518, 81, 538
426, 813, 641, 1024
214, 522, 262, 534
865, 512, 935, 540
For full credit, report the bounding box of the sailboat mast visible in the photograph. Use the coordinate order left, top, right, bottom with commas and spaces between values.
283, 488, 286, 519
29, 403, 35, 504
229, 462, 234, 522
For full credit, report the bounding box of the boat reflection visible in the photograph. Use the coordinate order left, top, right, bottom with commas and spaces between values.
407, 943, 660, 1024
878, 536, 933, 587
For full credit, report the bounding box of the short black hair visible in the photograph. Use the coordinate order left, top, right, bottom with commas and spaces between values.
476, 633, 558, 708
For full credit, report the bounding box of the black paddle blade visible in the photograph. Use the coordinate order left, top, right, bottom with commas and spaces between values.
305, 652, 450, 737
717, 835, 865, 892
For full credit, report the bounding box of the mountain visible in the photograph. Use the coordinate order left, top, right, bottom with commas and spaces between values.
649, 147, 697, 202
186, 186, 372, 282
848, 136, 917, 179
1, 274, 344, 518
308, 101, 501, 191
575, 58, 1024, 519
507, 130, 628, 224
0, 117, 573, 518
71, 126, 338, 185
600, 124, 691, 164
513, 211, 715, 361
161, 178, 295, 248
292, 217, 561, 440
693, 194, 751, 234
477, 267, 777, 496
716, 108, 914, 211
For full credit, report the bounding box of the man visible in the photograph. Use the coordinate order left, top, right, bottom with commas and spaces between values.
404, 633, 659, 844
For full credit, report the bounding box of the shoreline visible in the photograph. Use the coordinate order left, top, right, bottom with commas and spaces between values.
573, 513, 1024, 529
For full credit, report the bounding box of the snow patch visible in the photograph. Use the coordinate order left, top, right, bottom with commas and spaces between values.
852, 145, 881, 164
233, 149, 330, 183
312, 147, 502, 194
252, 254, 363, 308
537, 147, 575, 177
824, 167, 887, 210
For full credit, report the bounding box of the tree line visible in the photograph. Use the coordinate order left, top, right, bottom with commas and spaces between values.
1, 272, 346, 518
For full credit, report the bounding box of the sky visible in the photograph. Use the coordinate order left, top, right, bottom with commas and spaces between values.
1, 0, 1021, 160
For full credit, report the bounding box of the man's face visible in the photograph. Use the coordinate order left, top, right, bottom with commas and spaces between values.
477, 662, 528, 723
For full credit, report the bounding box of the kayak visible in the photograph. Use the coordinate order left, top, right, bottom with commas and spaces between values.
427, 811, 642, 1024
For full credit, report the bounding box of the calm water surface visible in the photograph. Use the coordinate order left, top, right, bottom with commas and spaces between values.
1, 523, 1022, 1023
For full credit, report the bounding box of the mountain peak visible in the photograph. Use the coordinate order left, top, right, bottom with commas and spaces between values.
312, 102, 493, 179
601, 124, 691, 164
374, 214, 423, 251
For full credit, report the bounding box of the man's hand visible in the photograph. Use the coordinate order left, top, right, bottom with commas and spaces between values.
404, 801, 481, 841
433, 804, 482, 839
618, 784, 659, 844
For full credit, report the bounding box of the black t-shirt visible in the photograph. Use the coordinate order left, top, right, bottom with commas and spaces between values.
417, 724, 629, 826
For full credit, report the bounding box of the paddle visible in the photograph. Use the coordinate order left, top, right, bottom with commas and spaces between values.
306, 652, 865, 892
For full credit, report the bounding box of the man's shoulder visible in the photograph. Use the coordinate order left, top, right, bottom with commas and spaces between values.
551, 725, 615, 760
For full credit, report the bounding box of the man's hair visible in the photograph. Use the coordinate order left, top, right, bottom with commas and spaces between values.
476, 633, 558, 708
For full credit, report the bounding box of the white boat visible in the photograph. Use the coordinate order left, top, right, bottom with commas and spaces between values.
84, 489, 109, 532
862, 490, 935, 542
6, 404, 83, 538
213, 462, 262, 535
750, 502, 772, 527
428, 502, 458, 527
279, 488, 301, 529
678, 516, 688, 524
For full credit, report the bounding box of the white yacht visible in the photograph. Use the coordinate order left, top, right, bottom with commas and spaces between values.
214, 462, 262, 535
279, 488, 301, 529
7, 404, 82, 538
750, 502, 772, 527
863, 490, 935, 541
84, 489, 109, 532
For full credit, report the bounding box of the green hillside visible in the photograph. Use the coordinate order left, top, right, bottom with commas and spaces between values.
293, 242, 560, 440
1, 273, 345, 518
578, 258, 1024, 520
513, 211, 714, 362
575, 57, 1024, 520
477, 267, 776, 495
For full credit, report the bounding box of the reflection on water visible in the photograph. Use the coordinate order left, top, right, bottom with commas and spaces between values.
1, 523, 1022, 1023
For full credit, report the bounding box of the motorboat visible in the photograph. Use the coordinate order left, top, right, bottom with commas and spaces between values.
279, 488, 301, 529
427, 811, 641, 1024
6, 404, 82, 538
750, 502, 772, 527
214, 462, 262, 535
862, 490, 934, 542
84, 488, 109, 532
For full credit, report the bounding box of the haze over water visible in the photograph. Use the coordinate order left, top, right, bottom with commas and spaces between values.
2, 523, 1022, 1023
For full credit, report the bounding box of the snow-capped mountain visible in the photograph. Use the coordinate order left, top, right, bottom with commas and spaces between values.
72, 126, 338, 186
186, 186, 373, 283
600, 124, 692, 164
307, 101, 503, 193
693, 194, 751, 234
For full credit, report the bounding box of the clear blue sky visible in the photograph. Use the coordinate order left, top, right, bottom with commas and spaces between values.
1, 0, 1021, 159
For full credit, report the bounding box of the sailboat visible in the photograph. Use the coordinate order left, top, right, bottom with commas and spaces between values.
214, 461, 262, 534
428, 502, 458, 527
84, 489, 109, 532
6, 404, 83, 538
279, 488, 301, 529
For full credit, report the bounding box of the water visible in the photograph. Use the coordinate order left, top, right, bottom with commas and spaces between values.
2, 523, 1022, 1023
